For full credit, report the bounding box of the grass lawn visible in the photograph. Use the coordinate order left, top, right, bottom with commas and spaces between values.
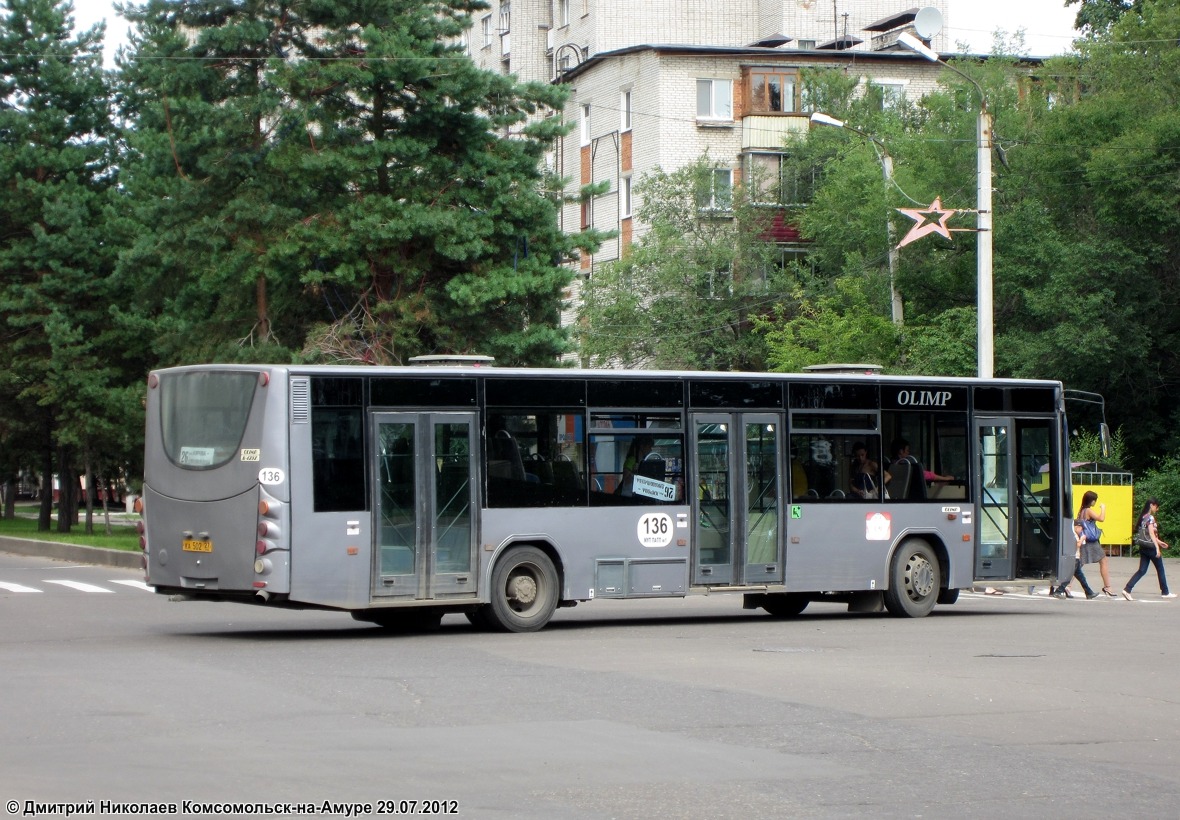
0, 507, 140, 552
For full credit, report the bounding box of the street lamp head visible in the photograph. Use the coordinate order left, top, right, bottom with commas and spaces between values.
809, 112, 845, 128
897, 31, 939, 63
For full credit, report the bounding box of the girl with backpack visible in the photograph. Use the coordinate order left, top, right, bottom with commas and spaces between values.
1121, 498, 1174, 600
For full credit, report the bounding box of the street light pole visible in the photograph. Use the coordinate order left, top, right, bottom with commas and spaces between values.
809, 112, 903, 326
898, 32, 994, 378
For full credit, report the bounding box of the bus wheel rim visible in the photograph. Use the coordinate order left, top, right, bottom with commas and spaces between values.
508, 570, 539, 608
905, 554, 935, 599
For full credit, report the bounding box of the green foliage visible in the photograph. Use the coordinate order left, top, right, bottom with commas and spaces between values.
754, 278, 898, 373
1067, 0, 1144, 34
0, 511, 140, 551
1131, 457, 1180, 544
576, 158, 779, 370
0, 0, 136, 531
116, 0, 594, 366
1070, 427, 1128, 467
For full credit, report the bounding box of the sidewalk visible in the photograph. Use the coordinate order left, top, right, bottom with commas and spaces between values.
975, 555, 1180, 597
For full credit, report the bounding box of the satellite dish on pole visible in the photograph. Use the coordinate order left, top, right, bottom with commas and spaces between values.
913, 7, 944, 39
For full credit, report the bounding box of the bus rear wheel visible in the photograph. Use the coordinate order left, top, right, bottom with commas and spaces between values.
884, 540, 939, 618
486, 546, 559, 633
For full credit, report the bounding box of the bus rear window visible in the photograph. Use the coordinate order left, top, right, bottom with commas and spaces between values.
160, 371, 257, 469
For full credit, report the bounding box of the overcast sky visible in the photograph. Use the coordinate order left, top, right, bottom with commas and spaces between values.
72, 0, 1080, 66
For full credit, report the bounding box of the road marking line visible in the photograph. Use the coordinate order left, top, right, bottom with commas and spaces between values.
110, 580, 152, 592
42, 580, 114, 593
0, 582, 42, 593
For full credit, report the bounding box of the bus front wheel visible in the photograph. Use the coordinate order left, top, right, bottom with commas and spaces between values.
884, 540, 939, 618
486, 546, 559, 633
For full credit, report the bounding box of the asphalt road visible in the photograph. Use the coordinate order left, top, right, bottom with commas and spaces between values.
2, 549, 1179, 818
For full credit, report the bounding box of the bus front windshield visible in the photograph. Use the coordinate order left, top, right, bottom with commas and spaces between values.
160, 371, 258, 470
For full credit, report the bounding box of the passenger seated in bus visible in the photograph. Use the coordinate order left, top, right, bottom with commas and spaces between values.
617, 437, 654, 497
886, 438, 927, 500
850, 442, 889, 500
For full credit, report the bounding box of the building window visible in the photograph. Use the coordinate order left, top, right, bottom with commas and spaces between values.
620, 90, 632, 132
697, 168, 733, 212
748, 69, 799, 114
696, 79, 733, 120
869, 81, 906, 111
499, 1, 511, 55
580, 103, 591, 145
705, 267, 734, 299
621, 176, 632, 217
557, 0, 570, 27
481, 15, 492, 48
745, 152, 818, 207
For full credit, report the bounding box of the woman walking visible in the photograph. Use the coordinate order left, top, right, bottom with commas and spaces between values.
1122, 498, 1175, 600
1078, 491, 1117, 597
1052, 518, 1098, 599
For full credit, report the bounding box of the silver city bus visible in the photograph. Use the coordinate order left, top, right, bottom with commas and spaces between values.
139, 363, 1074, 631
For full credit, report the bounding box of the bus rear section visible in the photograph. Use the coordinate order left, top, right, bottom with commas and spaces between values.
142, 367, 291, 601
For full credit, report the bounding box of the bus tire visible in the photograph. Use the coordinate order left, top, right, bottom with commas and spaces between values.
352, 608, 443, 632
466, 606, 495, 630
884, 539, 939, 618
486, 546, 559, 633
760, 593, 809, 618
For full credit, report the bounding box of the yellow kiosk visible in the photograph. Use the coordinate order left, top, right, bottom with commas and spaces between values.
1071, 462, 1134, 556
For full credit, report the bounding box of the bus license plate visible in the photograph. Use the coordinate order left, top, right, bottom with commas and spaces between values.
182, 539, 213, 553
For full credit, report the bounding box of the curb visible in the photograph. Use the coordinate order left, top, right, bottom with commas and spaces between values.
0, 535, 141, 570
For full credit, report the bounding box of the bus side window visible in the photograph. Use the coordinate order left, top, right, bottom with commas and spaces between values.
486, 411, 588, 508
589, 431, 683, 505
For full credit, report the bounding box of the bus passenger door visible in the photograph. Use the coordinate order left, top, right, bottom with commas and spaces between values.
371, 412, 478, 600
691, 413, 783, 586
975, 417, 1058, 581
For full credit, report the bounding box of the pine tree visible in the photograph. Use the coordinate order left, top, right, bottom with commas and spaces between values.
0, 0, 123, 532
116, 0, 597, 366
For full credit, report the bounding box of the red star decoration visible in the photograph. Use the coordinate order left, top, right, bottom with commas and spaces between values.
895, 197, 958, 248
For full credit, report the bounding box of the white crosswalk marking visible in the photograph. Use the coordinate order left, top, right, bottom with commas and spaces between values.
109, 579, 152, 592
43, 580, 114, 593
0, 582, 42, 593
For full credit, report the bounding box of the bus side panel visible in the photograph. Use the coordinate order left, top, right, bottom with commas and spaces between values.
784, 504, 975, 592
287, 398, 372, 610
287, 510, 372, 609
481, 506, 691, 601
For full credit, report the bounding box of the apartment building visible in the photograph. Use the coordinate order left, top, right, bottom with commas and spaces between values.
465, 2, 956, 328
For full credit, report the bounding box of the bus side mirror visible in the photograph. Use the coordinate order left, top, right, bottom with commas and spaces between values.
1100, 423, 1112, 460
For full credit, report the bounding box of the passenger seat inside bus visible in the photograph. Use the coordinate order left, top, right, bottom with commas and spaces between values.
487, 429, 525, 480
